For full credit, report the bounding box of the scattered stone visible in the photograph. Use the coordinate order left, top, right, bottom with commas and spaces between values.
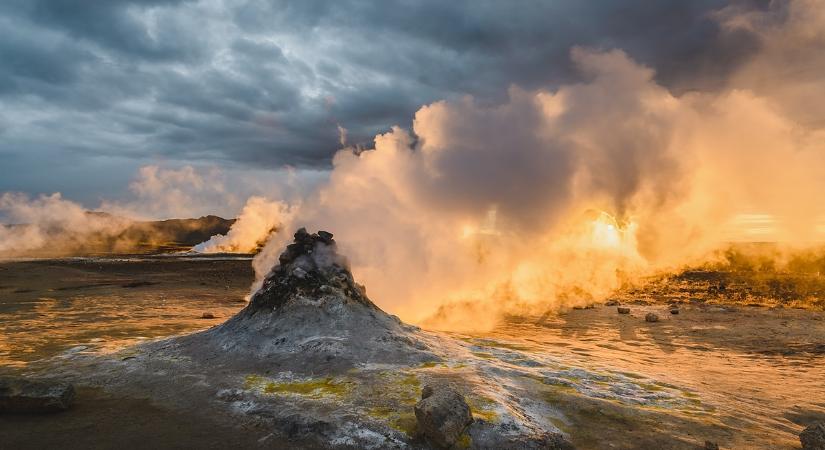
704, 441, 719, 450
645, 313, 660, 323
201, 312, 215, 319
800, 422, 825, 450
605, 299, 620, 306
670, 308, 680, 315
414, 384, 473, 448
0, 377, 75, 413
617, 306, 631, 314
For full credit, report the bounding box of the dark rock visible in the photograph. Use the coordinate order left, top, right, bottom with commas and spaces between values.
801, 422, 825, 450
294, 227, 311, 242
605, 299, 620, 306
250, 230, 368, 313
317, 230, 334, 244
414, 384, 473, 448
670, 308, 680, 315
617, 306, 631, 314
286, 242, 304, 254
645, 313, 659, 323
201, 312, 215, 319
0, 377, 75, 413
704, 441, 719, 450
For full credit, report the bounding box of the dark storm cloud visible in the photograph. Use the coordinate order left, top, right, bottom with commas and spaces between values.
0, 0, 768, 202
3, 0, 203, 60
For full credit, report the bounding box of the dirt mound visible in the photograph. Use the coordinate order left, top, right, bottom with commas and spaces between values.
173, 228, 434, 373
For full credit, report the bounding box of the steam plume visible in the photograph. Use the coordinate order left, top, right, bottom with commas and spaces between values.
246, 2, 825, 329
0, 165, 251, 257
0, 192, 130, 257
193, 196, 292, 253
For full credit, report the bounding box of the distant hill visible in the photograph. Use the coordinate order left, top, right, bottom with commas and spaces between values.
101, 215, 237, 254
2, 214, 235, 257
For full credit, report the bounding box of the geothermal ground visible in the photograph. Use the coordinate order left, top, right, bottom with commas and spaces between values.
1, 254, 824, 449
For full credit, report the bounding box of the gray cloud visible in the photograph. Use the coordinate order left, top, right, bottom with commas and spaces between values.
0, 0, 768, 204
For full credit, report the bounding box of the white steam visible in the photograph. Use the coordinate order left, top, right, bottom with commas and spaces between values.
193, 196, 292, 253
0, 165, 312, 257
0, 192, 130, 257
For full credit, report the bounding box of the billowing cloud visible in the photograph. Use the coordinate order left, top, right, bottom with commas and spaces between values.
0, 0, 767, 204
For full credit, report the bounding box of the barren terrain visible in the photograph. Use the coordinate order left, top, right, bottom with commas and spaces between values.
1, 256, 824, 449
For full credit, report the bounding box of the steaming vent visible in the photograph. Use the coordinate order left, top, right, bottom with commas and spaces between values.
247, 228, 374, 312
174, 228, 436, 373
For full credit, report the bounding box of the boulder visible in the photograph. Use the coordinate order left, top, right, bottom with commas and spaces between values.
645, 313, 659, 323
801, 422, 825, 450
670, 308, 679, 315
0, 377, 75, 413
704, 441, 719, 450
414, 384, 473, 448
617, 306, 631, 314
201, 312, 215, 319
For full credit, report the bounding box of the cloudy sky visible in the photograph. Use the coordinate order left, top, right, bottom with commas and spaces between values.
1, 0, 767, 205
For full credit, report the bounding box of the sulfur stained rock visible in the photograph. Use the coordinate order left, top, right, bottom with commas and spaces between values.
0, 377, 75, 413
414, 384, 473, 448
801, 422, 825, 450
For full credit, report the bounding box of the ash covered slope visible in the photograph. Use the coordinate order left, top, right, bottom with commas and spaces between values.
177, 228, 434, 373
